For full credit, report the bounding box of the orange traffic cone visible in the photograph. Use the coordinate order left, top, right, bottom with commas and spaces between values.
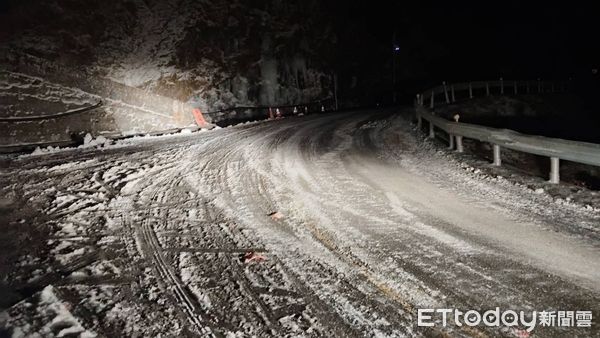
192, 108, 208, 127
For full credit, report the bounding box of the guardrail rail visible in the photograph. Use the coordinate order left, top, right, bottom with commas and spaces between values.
414, 79, 600, 184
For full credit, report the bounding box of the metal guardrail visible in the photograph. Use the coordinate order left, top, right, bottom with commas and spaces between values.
415, 79, 600, 184
202, 97, 336, 127
0, 101, 103, 122
205, 97, 335, 115
416, 79, 567, 108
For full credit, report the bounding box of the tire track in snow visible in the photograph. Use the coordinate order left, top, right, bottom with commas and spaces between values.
125, 147, 215, 336
196, 115, 439, 337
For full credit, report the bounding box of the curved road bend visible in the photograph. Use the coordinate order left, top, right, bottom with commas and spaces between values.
5, 108, 600, 337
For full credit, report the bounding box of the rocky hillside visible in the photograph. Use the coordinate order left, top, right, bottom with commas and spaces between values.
0, 0, 338, 111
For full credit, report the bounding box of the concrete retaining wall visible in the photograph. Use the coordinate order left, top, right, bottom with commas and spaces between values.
0, 50, 195, 149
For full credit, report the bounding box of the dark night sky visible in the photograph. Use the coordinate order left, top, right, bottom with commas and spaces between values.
341, 2, 600, 82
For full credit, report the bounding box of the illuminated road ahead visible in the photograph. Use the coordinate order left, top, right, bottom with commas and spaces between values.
2, 109, 599, 337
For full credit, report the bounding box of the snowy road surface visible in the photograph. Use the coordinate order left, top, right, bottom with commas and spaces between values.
1, 109, 599, 337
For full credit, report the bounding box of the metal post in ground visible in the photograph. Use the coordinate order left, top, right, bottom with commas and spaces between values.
486, 83, 490, 96
430, 90, 435, 108
417, 116, 422, 129
549, 157, 560, 184
514, 81, 518, 94
443, 82, 450, 103
469, 83, 473, 99
429, 122, 435, 138
448, 134, 455, 149
451, 85, 456, 102
500, 77, 504, 94
492, 144, 501, 166
333, 73, 339, 110
456, 136, 464, 153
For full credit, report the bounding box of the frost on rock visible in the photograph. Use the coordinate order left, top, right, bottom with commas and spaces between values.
3, 0, 335, 112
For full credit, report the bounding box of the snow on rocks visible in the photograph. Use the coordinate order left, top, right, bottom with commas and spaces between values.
23, 128, 208, 157
28, 133, 113, 156
0, 72, 98, 119
82, 133, 111, 148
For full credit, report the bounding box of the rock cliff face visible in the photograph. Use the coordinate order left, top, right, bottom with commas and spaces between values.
1, 0, 337, 110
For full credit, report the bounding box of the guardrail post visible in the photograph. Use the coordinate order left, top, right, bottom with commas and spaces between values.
456, 136, 464, 153
430, 90, 435, 108
469, 83, 473, 99
451, 85, 456, 102
486, 82, 490, 96
492, 144, 501, 166
549, 157, 560, 184
513, 81, 518, 94
429, 122, 435, 138
448, 134, 455, 149
443, 82, 450, 103
500, 77, 504, 94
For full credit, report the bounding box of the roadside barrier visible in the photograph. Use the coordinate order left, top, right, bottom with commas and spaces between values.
415, 79, 600, 184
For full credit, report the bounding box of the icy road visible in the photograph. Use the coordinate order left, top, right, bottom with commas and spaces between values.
1, 109, 599, 337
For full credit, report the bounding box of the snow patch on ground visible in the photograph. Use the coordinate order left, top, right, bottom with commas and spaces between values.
22, 128, 208, 157
4, 285, 96, 338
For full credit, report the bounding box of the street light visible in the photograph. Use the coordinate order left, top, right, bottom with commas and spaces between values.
392, 32, 400, 104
